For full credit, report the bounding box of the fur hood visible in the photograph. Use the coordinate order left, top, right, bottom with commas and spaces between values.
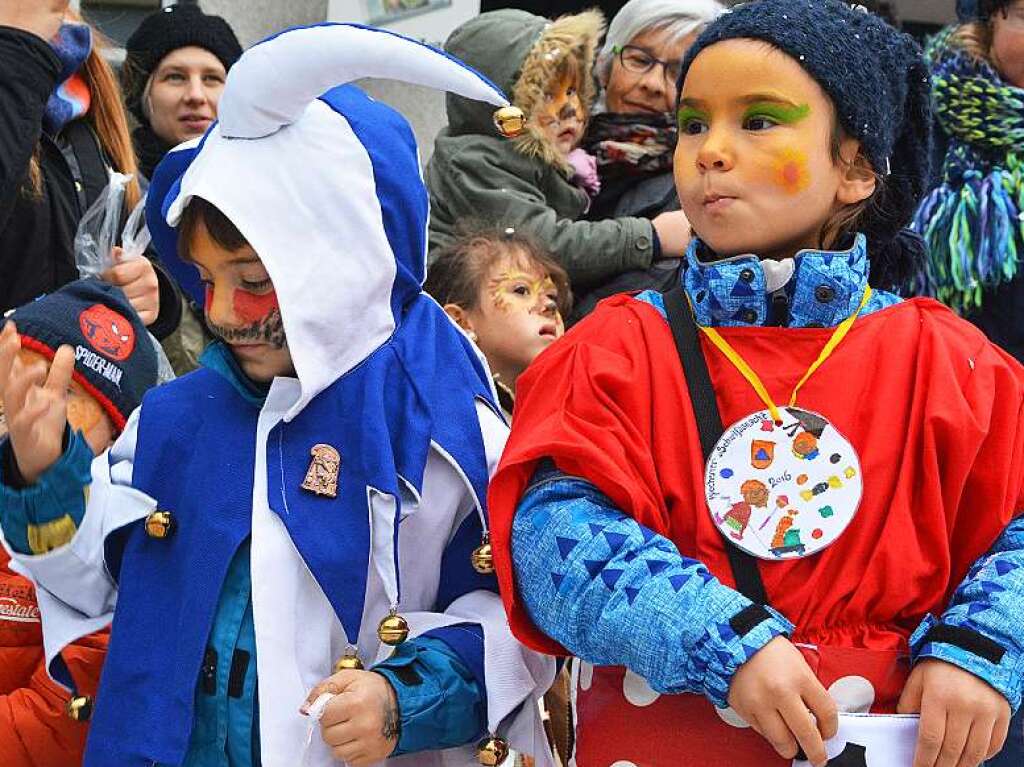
444, 9, 605, 173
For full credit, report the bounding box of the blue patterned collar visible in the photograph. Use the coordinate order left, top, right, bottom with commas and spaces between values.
683, 234, 875, 328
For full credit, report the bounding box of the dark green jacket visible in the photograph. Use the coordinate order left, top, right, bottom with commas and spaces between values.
426, 9, 656, 290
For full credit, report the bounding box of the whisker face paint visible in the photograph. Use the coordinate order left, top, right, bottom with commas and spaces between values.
207, 288, 287, 350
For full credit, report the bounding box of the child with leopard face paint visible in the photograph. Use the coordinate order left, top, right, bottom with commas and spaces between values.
425, 227, 572, 416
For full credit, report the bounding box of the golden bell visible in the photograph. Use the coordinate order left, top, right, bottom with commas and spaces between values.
471, 535, 494, 575
66, 695, 92, 722
476, 736, 510, 766
377, 611, 410, 646
493, 106, 525, 138
333, 652, 364, 672
145, 511, 174, 539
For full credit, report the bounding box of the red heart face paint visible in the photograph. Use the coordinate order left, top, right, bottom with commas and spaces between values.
232, 288, 279, 324
206, 287, 286, 350
188, 220, 294, 381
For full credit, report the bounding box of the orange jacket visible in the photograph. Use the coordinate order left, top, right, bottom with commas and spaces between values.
0, 550, 108, 767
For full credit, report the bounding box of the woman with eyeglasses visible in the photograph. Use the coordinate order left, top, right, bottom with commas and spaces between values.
913, 0, 1024, 364
570, 0, 724, 322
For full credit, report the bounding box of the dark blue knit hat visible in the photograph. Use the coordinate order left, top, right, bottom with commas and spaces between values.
957, 0, 1012, 21
4, 279, 158, 432
678, 0, 933, 285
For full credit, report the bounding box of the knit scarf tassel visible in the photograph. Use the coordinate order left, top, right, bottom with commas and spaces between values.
911, 29, 1024, 312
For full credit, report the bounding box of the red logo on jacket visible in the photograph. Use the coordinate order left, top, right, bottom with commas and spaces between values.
79, 304, 135, 361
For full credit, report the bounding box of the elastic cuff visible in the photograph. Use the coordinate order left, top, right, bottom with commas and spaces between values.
911, 614, 1022, 713
147, 262, 184, 340
372, 651, 437, 757
697, 600, 794, 708
0, 430, 93, 554
651, 226, 662, 260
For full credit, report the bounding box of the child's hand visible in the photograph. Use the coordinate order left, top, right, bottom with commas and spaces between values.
897, 658, 1010, 767
652, 210, 692, 257
101, 248, 160, 326
0, 323, 74, 485
727, 636, 838, 767
302, 669, 399, 766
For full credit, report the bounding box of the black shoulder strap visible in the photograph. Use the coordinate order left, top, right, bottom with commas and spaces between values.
662, 286, 768, 605
62, 120, 109, 212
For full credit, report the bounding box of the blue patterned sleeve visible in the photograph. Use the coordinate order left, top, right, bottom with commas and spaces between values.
0, 431, 92, 555
910, 516, 1024, 713
511, 464, 793, 708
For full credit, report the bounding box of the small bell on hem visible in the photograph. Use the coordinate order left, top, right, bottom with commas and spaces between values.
145, 510, 174, 539
377, 608, 410, 646
471, 533, 495, 575
333, 648, 364, 672
477, 735, 510, 765
66, 695, 93, 722
493, 106, 525, 138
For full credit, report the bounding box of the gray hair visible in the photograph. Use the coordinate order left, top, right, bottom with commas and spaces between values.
596, 0, 726, 84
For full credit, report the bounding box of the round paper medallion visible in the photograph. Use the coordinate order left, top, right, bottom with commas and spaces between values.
705, 407, 862, 560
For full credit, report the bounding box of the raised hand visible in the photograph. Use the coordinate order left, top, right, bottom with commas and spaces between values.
0, 322, 74, 485
0, 0, 71, 42
101, 247, 160, 326
302, 668, 400, 767
727, 635, 839, 767
897, 658, 1011, 767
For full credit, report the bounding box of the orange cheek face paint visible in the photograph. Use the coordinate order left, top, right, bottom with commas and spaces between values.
233, 289, 279, 324
774, 149, 810, 195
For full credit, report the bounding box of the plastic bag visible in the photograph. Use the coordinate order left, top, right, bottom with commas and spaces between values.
74, 171, 148, 276
73, 173, 174, 385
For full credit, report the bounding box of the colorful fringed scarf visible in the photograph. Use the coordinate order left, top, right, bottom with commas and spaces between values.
43, 23, 93, 135
911, 28, 1024, 312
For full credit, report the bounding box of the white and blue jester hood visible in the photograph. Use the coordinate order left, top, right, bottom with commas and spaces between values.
143, 23, 515, 641
148, 23, 511, 418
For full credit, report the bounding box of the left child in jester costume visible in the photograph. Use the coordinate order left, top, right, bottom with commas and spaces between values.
0, 24, 555, 767
489, 2, 1024, 767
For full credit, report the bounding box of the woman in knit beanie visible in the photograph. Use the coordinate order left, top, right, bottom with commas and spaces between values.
912, 0, 1024, 362
488, 2, 1024, 767
121, 3, 242, 180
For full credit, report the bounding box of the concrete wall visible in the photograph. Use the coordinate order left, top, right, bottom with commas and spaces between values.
328, 0, 478, 45
200, 0, 330, 47
897, 0, 956, 24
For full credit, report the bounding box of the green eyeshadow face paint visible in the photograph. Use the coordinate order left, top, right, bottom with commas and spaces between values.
677, 105, 709, 133
743, 101, 811, 126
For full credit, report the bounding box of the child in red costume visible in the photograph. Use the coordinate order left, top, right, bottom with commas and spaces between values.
489, 2, 1024, 767
0, 278, 158, 766
0, 549, 107, 767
